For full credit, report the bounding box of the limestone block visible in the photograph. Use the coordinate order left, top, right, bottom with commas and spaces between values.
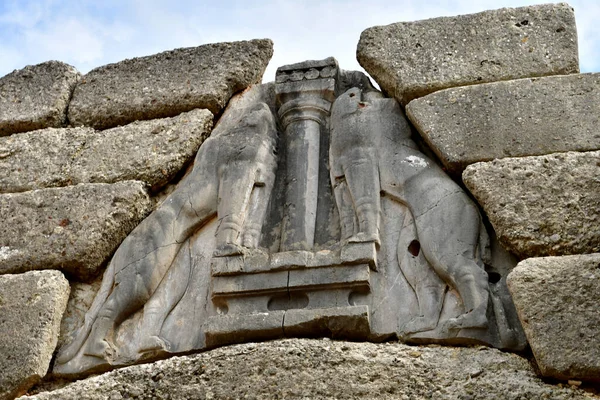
406, 73, 600, 175
24, 339, 588, 399
0, 270, 69, 400
0, 61, 80, 136
0, 109, 213, 193
508, 254, 600, 382
0, 181, 152, 281
463, 151, 600, 258
358, 3, 578, 106
68, 39, 273, 129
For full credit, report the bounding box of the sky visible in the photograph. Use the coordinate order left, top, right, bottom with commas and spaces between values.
0, 0, 598, 82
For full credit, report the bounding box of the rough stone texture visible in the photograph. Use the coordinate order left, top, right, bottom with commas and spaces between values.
507, 254, 600, 382
0, 108, 213, 193
0, 181, 152, 281
406, 73, 600, 175
57, 278, 101, 350
358, 3, 579, 106
0, 61, 80, 136
26, 339, 589, 399
0, 271, 69, 400
463, 151, 600, 258
68, 39, 273, 129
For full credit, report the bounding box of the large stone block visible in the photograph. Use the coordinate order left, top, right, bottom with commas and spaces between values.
68, 39, 273, 129
358, 3, 578, 106
0, 61, 80, 136
508, 254, 600, 382
0, 181, 152, 281
0, 270, 69, 400
463, 151, 600, 258
407, 73, 600, 175
0, 109, 213, 193
24, 339, 588, 399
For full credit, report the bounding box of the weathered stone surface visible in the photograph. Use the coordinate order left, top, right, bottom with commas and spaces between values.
508, 254, 600, 382
0, 181, 152, 280
57, 278, 102, 350
358, 3, 578, 106
406, 73, 600, 175
26, 339, 588, 399
68, 40, 273, 129
0, 109, 213, 193
0, 61, 80, 136
463, 151, 600, 258
0, 271, 69, 400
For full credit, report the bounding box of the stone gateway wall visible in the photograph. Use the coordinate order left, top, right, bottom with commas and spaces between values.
0, 4, 598, 400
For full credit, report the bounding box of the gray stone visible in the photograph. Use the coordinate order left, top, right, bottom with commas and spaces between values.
57, 278, 102, 350
68, 39, 273, 129
0, 61, 80, 136
463, 151, 600, 258
507, 254, 600, 382
0, 109, 213, 193
358, 3, 579, 106
54, 102, 279, 375
276, 57, 338, 251
27, 339, 588, 399
329, 87, 502, 345
0, 270, 69, 400
52, 64, 524, 380
406, 73, 600, 175
0, 181, 152, 280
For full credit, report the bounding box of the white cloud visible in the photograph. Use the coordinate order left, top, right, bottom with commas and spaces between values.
0, 0, 598, 78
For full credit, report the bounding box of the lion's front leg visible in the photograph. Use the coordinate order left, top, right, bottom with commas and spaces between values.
214, 163, 257, 256
333, 175, 357, 242
241, 163, 276, 249
344, 152, 381, 246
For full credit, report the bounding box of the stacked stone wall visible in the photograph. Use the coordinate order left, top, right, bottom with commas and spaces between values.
0, 3, 597, 399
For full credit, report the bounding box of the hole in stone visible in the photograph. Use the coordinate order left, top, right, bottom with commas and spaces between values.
268, 293, 309, 311
408, 240, 421, 257
487, 272, 501, 284
556, 26, 566, 33
216, 304, 229, 315
349, 92, 356, 97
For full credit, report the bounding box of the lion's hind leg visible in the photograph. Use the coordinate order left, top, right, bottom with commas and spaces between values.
414, 197, 490, 331
82, 275, 146, 359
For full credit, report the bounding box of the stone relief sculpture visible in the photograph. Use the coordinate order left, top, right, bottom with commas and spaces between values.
329, 87, 490, 333
55, 58, 526, 377
56, 102, 278, 372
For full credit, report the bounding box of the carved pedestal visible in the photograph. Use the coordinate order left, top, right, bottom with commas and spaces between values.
205, 243, 375, 346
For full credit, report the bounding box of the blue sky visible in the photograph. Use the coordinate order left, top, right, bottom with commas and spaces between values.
0, 0, 598, 81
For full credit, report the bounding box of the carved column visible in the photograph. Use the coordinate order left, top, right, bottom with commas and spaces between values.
275, 58, 338, 251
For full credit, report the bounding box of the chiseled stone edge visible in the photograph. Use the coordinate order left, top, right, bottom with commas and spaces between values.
68, 39, 273, 129
507, 254, 600, 382
0, 270, 69, 400
0, 108, 214, 194
0, 61, 81, 136
0, 181, 152, 281
358, 3, 578, 106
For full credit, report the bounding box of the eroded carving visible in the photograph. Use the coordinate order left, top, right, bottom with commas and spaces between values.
55, 59, 526, 378
330, 87, 490, 333
56, 102, 278, 371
